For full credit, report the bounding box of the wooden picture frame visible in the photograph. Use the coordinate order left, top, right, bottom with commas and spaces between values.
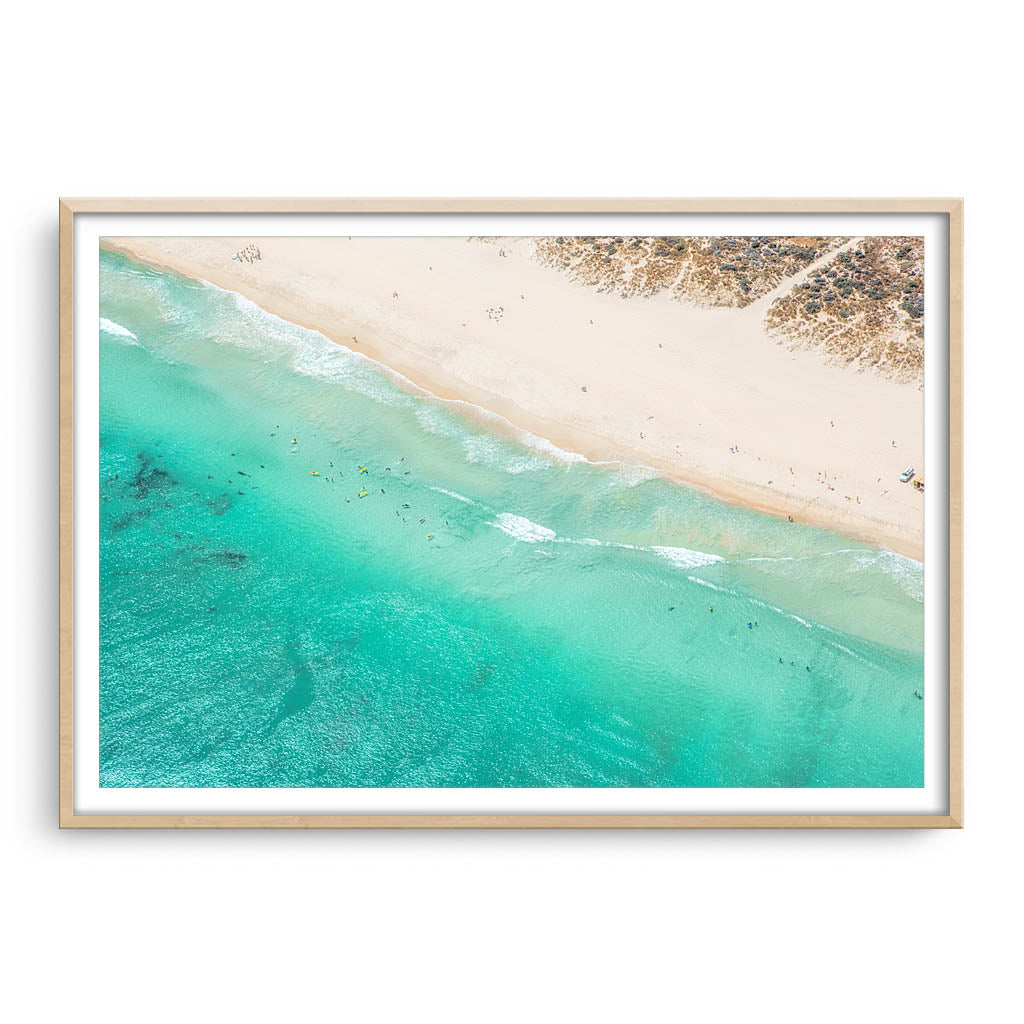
60, 198, 962, 828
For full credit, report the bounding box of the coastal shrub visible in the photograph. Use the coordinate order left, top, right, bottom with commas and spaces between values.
760, 236, 924, 382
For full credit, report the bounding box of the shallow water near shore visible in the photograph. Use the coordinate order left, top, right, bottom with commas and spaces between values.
98, 248, 924, 787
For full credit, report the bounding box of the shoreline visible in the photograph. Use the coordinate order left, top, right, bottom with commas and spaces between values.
101, 236, 924, 560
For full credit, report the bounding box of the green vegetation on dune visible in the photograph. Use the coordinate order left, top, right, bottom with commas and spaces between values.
764, 236, 924, 381
534, 235, 850, 307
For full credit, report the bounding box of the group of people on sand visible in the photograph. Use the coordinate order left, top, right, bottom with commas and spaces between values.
232, 244, 262, 264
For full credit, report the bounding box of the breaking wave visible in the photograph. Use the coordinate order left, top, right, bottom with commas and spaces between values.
649, 545, 725, 570
99, 317, 138, 342
493, 512, 558, 543
489, 513, 723, 570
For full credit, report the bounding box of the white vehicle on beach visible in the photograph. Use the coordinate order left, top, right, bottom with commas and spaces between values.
899, 466, 915, 483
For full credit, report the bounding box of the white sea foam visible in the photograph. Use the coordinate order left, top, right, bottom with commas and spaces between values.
99, 317, 138, 342
742, 546, 924, 604
821, 548, 924, 604
462, 435, 548, 475
431, 487, 475, 505
615, 465, 662, 488
517, 430, 588, 466
650, 545, 725, 570
489, 514, 727, 575
686, 576, 733, 593
288, 341, 404, 407
415, 403, 462, 439
493, 513, 558, 543
874, 551, 924, 603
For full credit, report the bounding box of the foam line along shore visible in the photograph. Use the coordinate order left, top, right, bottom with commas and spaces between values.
101, 235, 925, 560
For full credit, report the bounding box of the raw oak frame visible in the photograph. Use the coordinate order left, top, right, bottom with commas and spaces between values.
59, 197, 964, 829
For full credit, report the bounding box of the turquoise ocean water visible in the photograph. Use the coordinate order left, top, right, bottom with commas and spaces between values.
98, 249, 924, 787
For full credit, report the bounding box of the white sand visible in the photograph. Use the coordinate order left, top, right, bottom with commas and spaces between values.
102, 235, 924, 559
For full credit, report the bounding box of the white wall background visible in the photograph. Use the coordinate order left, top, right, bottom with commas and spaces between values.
3, 2, 1018, 1021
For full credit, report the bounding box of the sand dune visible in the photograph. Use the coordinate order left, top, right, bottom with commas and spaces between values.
102, 235, 924, 559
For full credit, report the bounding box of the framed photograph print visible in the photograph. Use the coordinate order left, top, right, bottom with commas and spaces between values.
59, 198, 962, 828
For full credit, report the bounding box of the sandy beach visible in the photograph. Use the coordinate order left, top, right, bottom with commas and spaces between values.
101, 235, 924, 559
